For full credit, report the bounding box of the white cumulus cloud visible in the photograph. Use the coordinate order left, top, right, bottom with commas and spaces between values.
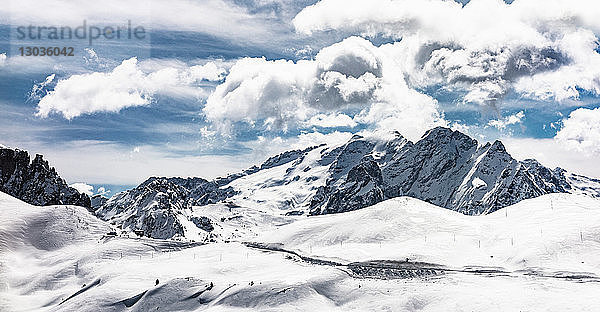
205, 36, 445, 140
293, 0, 600, 107
35, 58, 228, 119
69, 182, 94, 196
96, 187, 110, 196
555, 108, 600, 155
487, 111, 525, 130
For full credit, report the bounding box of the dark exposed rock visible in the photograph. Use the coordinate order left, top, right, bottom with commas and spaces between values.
0, 147, 90, 207
91, 195, 108, 209
310, 127, 591, 215
191, 216, 214, 232
94, 178, 190, 239
317, 156, 385, 215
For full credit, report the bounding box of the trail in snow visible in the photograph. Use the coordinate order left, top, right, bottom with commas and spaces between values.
3, 191, 600, 311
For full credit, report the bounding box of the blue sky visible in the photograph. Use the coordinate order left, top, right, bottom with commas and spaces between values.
1, 0, 600, 196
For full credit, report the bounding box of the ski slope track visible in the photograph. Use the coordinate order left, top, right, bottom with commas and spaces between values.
2, 191, 600, 311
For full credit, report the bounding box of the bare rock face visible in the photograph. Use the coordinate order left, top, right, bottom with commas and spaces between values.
94, 178, 190, 239
90, 195, 108, 209
0, 147, 90, 208
309, 127, 582, 215
315, 156, 385, 215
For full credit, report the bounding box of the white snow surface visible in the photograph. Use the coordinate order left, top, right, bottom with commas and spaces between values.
2, 191, 600, 311
471, 177, 487, 189
225, 144, 331, 213
259, 195, 600, 273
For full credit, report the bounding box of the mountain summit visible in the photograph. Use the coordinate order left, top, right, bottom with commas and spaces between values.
0, 147, 90, 207
94, 127, 600, 240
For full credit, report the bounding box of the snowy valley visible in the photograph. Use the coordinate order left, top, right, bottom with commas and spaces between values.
2, 191, 600, 311
2, 127, 600, 311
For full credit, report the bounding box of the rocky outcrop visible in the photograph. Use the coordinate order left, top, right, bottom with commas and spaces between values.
94, 178, 190, 239
0, 147, 90, 207
316, 156, 385, 215
90, 194, 109, 209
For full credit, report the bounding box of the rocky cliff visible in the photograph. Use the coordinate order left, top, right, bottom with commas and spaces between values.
0, 147, 90, 207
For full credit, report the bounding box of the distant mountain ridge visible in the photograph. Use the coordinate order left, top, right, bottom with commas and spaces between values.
94, 127, 600, 240
0, 147, 90, 207
309, 127, 584, 215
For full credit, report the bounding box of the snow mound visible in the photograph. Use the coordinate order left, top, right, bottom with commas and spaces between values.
471, 177, 487, 188
259, 194, 600, 273
0, 192, 110, 252
2, 191, 600, 311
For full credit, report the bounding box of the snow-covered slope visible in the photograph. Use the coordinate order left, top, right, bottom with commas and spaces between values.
0, 192, 110, 253
0, 147, 90, 207
3, 191, 600, 311
258, 194, 600, 274
95, 127, 600, 240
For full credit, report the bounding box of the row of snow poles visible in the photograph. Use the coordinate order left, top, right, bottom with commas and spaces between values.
413, 198, 583, 248
419, 231, 586, 248
338, 224, 587, 250
115, 250, 252, 261
316, 228, 586, 252
112, 228, 588, 261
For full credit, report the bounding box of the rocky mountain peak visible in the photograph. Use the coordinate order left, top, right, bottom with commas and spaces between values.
0, 147, 90, 207
489, 140, 507, 153
92, 127, 600, 239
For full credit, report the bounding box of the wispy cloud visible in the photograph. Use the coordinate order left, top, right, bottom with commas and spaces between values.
20, 140, 252, 185
2, 0, 285, 45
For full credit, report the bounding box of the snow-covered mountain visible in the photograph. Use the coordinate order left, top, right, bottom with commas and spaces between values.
94, 127, 600, 240
3, 190, 600, 311
0, 147, 90, 207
